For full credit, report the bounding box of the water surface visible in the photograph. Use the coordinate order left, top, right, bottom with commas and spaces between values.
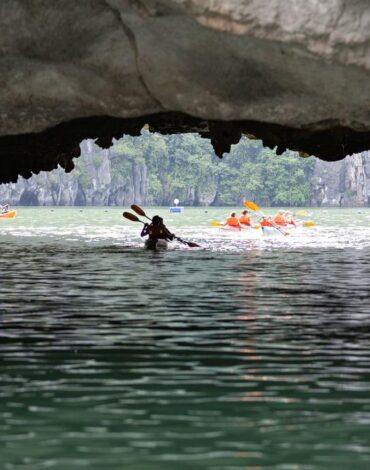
1, 207, 370, 469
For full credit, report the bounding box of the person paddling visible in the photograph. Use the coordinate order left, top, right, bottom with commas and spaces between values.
1, 204, 9, 214
239, 210, 252, 226
273, 210, 286, 226
260, 215, 274, 227
284, 211, 297, 227
141, 215, 174, 242
225, 212, 242, 229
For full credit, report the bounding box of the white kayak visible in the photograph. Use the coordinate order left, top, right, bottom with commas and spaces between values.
261, 225, 299, 237
261, 226, 286, 237
144, 239, 168, 250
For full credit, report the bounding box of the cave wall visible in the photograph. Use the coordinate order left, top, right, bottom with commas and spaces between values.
3, 1, 370, 182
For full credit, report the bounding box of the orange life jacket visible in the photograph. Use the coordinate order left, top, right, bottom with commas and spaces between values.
273, 215, 286, 226
239, 215, 251, 225
226, 216, 240, 227
260, 219, 272, 227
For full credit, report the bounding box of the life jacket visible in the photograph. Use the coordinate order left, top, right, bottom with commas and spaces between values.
226, 216, 240, 227
273, 215, 286, 226
260, 219, 272, 227
239, 215, 251, 225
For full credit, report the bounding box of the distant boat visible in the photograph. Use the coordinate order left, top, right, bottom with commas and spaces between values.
170, 206, 184, 213
0, 210, 17, 219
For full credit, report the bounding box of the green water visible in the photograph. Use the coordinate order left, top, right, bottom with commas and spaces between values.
1, 207, 370, 469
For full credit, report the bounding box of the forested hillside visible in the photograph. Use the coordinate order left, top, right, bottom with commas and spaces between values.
0, 132, 315, 207
8, 131, 370, 208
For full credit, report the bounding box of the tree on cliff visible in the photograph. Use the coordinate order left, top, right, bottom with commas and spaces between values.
0, 132, 315, 206
102, 131, 314, 206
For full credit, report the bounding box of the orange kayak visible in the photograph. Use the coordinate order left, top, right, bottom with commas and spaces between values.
0, 210, 17, 219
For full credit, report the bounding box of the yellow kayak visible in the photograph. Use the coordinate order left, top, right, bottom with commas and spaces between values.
0, 210, 17, 219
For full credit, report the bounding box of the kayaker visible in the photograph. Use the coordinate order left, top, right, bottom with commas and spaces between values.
284, 211, 297, 227
273, 210, 286, 226
1, 204, 9, 214
260, 216, 273, 227
141, 215, 174, 241
239, 210, 252, 226
225, 212, 242, 229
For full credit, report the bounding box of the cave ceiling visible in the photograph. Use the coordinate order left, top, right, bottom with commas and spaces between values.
1, 0, 370, 183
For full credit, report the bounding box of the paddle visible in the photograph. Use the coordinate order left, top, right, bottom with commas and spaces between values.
129, 205, 201, 248
123, 212, 145, 224
210, 220, 241, 230
295, 209, 309, 217
303, 221, 315, 227
243, 201, 289, 236
131, 204, 151, 221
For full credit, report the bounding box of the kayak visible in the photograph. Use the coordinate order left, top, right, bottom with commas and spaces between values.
261, 225, 297, 236
261, 226, 285, 237
220, 225, 243, 232
144, 239, 168, 250
0, 210, 17, 219
218, 225, 262, 240
220, 225, 260, 232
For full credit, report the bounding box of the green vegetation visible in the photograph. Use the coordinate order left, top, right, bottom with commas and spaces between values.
76, 131, 315, 206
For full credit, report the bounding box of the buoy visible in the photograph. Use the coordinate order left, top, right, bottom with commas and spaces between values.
170, 198, 184, 213
170, 207, 184, 213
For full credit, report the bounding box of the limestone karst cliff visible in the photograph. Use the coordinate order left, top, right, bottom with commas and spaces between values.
311, 152, 370, 207
0, 140, 148, 207
1, 135, 370, 207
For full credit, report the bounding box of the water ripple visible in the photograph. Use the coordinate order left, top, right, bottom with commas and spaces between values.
1, 208, 370, 469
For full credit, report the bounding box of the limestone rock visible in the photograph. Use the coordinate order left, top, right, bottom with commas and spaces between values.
311, 151, 370, 207
3, 1, 370, 182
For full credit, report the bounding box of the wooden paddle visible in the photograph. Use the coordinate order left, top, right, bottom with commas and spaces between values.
243, 201, 289, 236
131, 204, 151, 221
129, 205, 201, 248
123, 212, 145, 224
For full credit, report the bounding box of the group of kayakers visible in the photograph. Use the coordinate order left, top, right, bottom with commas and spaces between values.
139, 208, 296, 244
224, 210, 253, 228
260, 210, 297, 228
125, 201, 309, 250
224, 209, 297, 229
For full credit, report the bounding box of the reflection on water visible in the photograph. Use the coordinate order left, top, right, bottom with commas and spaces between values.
1, 209, 370, 469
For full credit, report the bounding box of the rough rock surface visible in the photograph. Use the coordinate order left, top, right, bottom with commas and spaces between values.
311, 151, 370, 207
0, 140, 149, 206
2, 0, 370, 182
3, 137, 370, 207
